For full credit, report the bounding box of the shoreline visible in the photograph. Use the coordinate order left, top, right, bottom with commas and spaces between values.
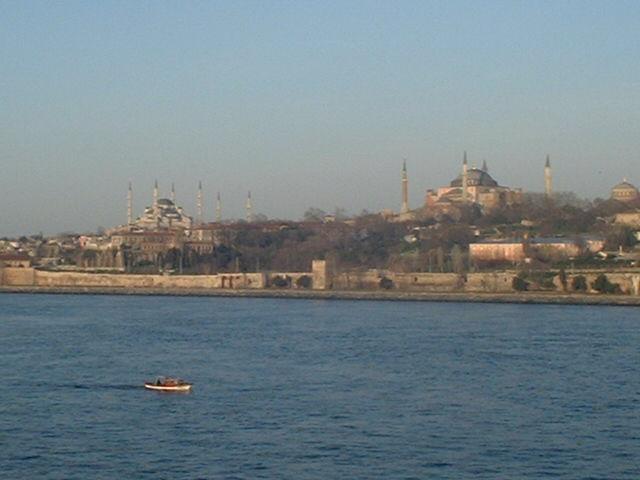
1, 286, 639, 306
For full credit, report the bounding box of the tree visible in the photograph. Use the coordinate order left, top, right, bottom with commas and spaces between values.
451, 245, 465, 274
296, 275, 312, 288
591, 274, 621, 294
558, 267, 568, 291
271, 275, 291, 288
436, 247, 445, 273
303, 207, 327, 222
572, 275, 588, 292
512, 276, 529, 291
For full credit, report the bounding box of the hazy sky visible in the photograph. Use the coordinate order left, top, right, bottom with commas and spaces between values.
1, 0, 639, 236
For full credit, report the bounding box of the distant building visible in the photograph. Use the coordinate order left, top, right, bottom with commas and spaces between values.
469, 240, 526, 263
613, 210, 640, 227
111, 230, 184, 264
0, 253, 31, 268
611, 179, 639, 203
425, 153, 522, 212
469, 236, 604, 264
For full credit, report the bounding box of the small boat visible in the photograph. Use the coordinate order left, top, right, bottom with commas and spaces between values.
144, 377, 192, 392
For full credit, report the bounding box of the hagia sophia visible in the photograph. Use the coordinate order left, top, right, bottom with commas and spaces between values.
396, 152, 639, 219
424, 152, 524, 212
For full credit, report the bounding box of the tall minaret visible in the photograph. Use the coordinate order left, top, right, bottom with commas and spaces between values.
153, 180, 159, 214
461, 151, 468, 202
544, 155, 553, 198
170, 182, 176, 203
197, 181, 203, 223
246, 191, 253, 223
401, 160, 409, 214
216, 192, 222, 223
481, 159, 488, 173
127, 182, 133, 225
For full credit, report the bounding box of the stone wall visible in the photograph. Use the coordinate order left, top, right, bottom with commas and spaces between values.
333, 271, 462, 292
1, 266, 638, 296
466, 272, 516, 293
0, 268, 265, 289
1, 267, 37, 286
265, 272, 313, 289
555, 271, 640, 295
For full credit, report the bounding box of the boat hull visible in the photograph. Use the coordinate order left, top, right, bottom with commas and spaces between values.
144, 383, 192, 392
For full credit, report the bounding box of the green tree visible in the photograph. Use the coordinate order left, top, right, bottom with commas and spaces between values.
591, 274, 621, 294
512, 276, 529, 291
451, 245, 465, 274
303, 207, 327, 222
572, 275, 588, 292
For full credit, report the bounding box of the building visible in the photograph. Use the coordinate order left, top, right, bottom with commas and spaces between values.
611, 179, 639, 203
614, 211, 640, 227
469, 236, 604, 264
116, 181, 193, 233
469, 240, 526, 263
110, 230, 185, 265
425, 154, 523, 212
0, 253, 32, 268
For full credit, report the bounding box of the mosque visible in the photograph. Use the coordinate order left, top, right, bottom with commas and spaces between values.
112, 181, 256, 234
126, 181, 193, 231
424, 153, 525, 212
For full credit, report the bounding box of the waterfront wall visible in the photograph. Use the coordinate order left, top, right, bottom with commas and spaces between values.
333, 271, 464, 292
1, 266, 36, 287
1, 266, 638, 295
0, 268, 266, 289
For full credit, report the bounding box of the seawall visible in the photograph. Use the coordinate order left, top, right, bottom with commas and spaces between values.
1, 285, 640, 306
1, 266, 639, 306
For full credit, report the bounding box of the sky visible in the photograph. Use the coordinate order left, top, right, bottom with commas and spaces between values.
1, 0, 639, 236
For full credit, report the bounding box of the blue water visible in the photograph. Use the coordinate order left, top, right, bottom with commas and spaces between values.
0, 294, 638, 479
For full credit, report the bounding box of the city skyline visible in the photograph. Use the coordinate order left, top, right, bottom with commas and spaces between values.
2, 1, 639, 235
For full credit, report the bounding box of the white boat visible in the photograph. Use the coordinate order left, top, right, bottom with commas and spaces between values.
144, 377, 192, 392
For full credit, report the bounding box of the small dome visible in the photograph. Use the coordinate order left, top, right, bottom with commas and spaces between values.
612, 180, 637, 191
611, 179, 639, 202
157, 198, 175, 206
450, 168, 498, 188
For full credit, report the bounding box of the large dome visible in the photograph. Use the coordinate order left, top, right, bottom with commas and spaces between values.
450, 168, 498, 188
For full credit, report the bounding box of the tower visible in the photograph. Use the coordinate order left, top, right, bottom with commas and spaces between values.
127, 182, 133, 225
216, 192, 222, 223
153, 180, 159, 214
461, 151, 468, 202
170, 182, 176, 203
544, 155, 553, 198
481, 159, 488, 173
401, 160, 409, 214
197, 181, 203, 223
246, 191, 253, 223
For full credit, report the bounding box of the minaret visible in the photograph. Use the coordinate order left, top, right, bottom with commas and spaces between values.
481, 159, 488, 173
153, 180, 159, 214
544, 155, 553, 198
246, 191, 253, 223
170, 182, 176, 203
216, 192, 222, 223
127, 182, 133, 225
461, 151, 468, 202
401, 160, 409, 214
197, 181, 203, 223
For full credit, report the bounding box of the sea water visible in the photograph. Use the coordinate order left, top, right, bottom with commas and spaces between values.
1, 294, 638, 479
